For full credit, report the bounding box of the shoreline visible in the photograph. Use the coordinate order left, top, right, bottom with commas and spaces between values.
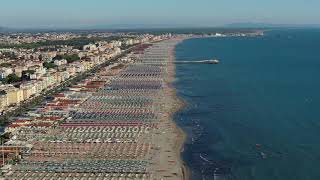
166, 38, 190, 180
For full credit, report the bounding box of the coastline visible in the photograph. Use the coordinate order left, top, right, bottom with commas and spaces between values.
166, 38, 190, 180
149, 38, 191, 180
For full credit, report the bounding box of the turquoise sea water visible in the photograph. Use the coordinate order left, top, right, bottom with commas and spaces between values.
174, 29, 320, 180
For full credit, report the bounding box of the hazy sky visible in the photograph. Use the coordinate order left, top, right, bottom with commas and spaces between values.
0, 0, 319, 28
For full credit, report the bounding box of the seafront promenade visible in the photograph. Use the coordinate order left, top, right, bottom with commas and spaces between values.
1, 38, 187, 180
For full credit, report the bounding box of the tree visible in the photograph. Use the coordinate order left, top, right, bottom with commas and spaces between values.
2, 52, 17, 59
0, 63, 12, 68
53, 55, 63, 60
65, 54, 80, 63
43, 62, 57, 69
38, 54, 43, 61
1, 74, 21, 84
23, 70, 36, 74
53, 54, 80, 63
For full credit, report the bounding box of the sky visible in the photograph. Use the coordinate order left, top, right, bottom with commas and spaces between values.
0, 0, 319, 29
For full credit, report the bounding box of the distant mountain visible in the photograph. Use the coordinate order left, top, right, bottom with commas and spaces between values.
225, 23, 320, 28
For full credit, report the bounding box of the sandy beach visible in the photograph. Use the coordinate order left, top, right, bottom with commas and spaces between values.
167, 39, 190, 180
149, 38, 190, 180
1, 38, 192, 180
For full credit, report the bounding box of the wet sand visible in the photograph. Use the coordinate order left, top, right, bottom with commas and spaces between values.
150, 38, 190, 180
168, 40, 190, 180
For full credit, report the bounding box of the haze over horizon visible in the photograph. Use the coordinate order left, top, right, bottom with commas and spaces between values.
1, 0, 320, 29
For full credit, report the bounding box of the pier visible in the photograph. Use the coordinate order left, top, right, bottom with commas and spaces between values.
175, 59, 219, 64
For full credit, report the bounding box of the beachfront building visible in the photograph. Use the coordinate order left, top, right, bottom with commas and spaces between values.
0, 85, 24, 105
20, 81, 37, 100
0, 67, 13, 79
0, 90, 8, 111
54, 59, 67, 66
83, 44, 97, 51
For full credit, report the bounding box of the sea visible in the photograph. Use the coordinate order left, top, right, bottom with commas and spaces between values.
174, 29, 320, 180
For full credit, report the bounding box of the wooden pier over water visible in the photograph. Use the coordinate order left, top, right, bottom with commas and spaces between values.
175, 59, 219, 64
